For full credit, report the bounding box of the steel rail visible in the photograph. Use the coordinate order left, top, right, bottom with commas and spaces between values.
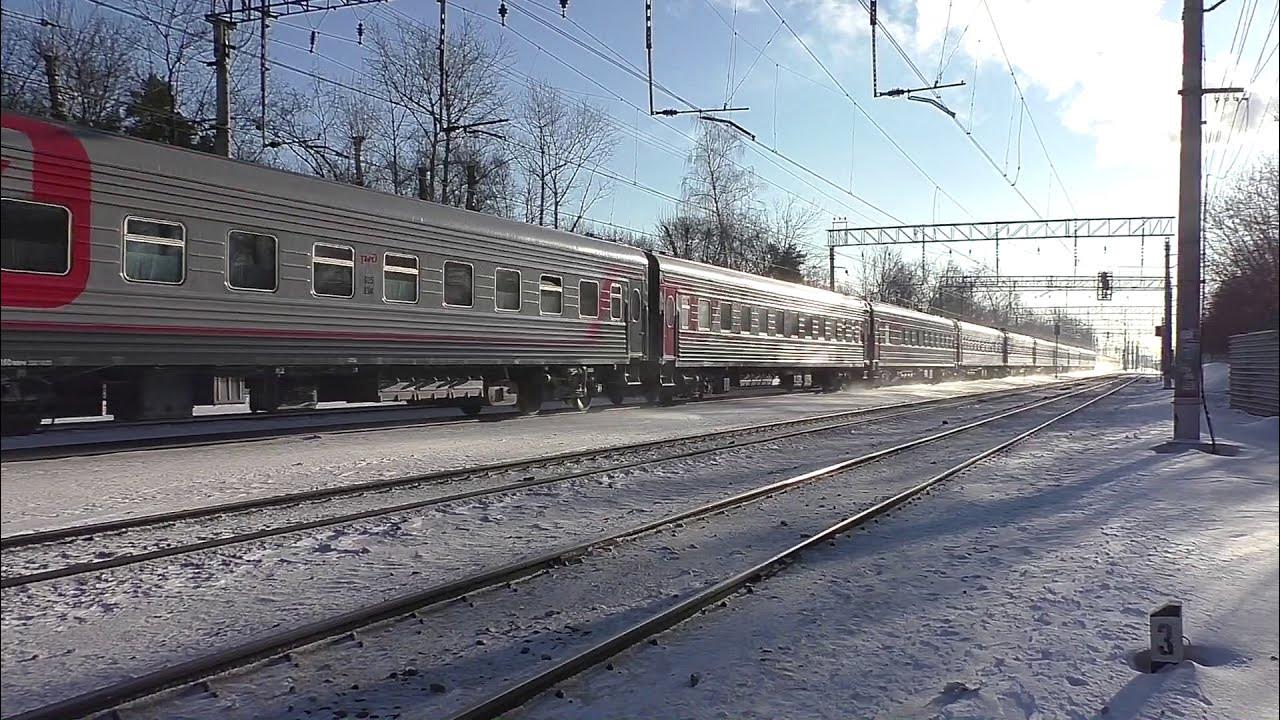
0, 378, 1093, 588
0, 385, 817, 462
445, 376, 1140, 720
1, 377, 1123, 720
0, 376, 1102, 551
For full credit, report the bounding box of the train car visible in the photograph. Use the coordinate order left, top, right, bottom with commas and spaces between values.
1004, 331, 1038, 372
868, 302, 958, 381
1, 113, 651, 432
0, 112, 1101, 435
1033, 337, 1055, 369
957, 321, 1005, 377
651, 255, 868, 397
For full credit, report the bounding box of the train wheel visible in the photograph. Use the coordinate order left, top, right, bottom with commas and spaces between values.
564, 396, 589, 412
606, 383, 626, 406
516, 379, 544, 416
643, 383, 662, 405
459, 401, 483, 418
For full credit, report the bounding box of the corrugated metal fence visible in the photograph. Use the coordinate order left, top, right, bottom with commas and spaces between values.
1228, 330, 1279, 416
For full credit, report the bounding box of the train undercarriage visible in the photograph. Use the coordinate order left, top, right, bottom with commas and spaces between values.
0, 362, 1071, 436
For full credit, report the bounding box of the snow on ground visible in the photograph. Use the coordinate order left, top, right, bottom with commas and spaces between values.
508, 369, 1279, 720
1, 390, 1069, 717
0, 373, 1098, 536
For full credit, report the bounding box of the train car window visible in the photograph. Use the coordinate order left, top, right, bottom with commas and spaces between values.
540, 274, 563, 315
610, 283, 624, 322
630, 288, 642, 321
579, 280, 600, 319
443, 261, 474, 307
383, 253, 419, 303
698, 299, 711, 330
784, 311, 798, 338
741, 305, 753, 333
227, 231, 277, 292
1, 198, 71, 275
123, 216, 185, 284
312, 243, 354, 297
720, 302, 733, 332
495, 268, 521, 311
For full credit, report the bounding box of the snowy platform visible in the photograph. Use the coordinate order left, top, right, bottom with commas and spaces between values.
0, 373, 1102, 536
512, 370, 1279, 720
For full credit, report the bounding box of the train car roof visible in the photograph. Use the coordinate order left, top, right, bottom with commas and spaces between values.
2, 112, 649, 270
869, 301, 957, 327
957, 320, 1005, 337
653, 253, 867, 310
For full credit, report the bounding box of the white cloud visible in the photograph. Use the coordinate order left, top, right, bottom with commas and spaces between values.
909, 0, 1186, 172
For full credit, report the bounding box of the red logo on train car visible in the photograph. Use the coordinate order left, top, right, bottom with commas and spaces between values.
1, 114, 93, 308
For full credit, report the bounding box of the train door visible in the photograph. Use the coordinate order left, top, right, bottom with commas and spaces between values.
661, 285, 679, 360
624, 283, 645, 358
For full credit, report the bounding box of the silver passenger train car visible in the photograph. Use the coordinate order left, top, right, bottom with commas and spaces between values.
0, 114, 1097, 433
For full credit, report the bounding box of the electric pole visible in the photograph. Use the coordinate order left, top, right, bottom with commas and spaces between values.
211, 16, 234, 157
352, 135, 366, 187
40, 51, 67, 121
1173, 0, 1203, 440
206, 1, 384, 158
1163, 239, 1173, 389
438, 0, 450, 206
828, 246, 836, 291
417, 164, 431, 201
465, 161, 478, 211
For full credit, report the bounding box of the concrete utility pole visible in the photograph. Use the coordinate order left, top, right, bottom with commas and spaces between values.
1173, 0, 1203, 440
207, 0, 383, 159
352, 135, 366, 187
211, 16, 234, 157
438, 0, 450, 206
417, 164, 431, 201
465, 161, 478, 211
40, 52, 67, 121
828, 247, 836, 291
1163, 239, 1174, 389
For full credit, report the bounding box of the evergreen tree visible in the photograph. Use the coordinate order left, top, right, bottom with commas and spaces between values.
124, 74, 212, 151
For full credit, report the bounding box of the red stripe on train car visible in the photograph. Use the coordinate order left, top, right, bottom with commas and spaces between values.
0, 319, 604, 347
1, 114, 93, 308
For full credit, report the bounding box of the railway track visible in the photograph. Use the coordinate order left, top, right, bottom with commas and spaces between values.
1, 375, 1134, 720
0, 385, 814, 462
0, 377, 1105, 588
445, 375, 1141, 720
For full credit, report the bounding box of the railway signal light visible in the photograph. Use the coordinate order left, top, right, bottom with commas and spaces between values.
1097, 271, 1114, 301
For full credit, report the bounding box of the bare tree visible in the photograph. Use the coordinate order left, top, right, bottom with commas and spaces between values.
856, 246, 926, 307
1205, 155, 1279, 286
766, 196, 821, 283
1, 17, 44, 114
680, 122, 760, 268
22, 1, 139, 130
1203, 155, 1280, 352
368, 16, 510, 206
514, 80, 618, 231
268, 79, 373, 183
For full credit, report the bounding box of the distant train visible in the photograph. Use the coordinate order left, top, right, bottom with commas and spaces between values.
0, 113, 1097, 434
